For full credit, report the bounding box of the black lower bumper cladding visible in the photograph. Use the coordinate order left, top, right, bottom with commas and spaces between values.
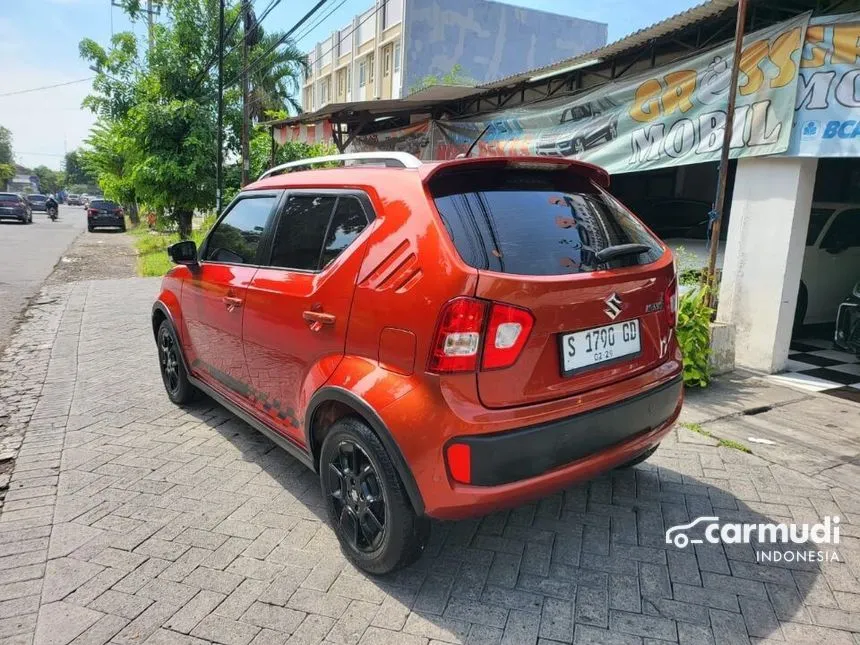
462, 376, 683, 486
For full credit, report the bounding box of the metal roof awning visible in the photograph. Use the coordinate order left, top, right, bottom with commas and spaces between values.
479, 0, 738, 89
268, 85, 483, 128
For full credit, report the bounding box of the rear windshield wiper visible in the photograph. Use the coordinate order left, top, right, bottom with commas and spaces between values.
594, 243, 652, 263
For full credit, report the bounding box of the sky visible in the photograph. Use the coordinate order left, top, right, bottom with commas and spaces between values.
0, 0, 702, 171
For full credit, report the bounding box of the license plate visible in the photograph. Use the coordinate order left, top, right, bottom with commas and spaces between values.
559, 319, 641, 375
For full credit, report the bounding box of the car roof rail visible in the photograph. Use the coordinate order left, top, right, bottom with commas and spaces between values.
258, 151, 422, 180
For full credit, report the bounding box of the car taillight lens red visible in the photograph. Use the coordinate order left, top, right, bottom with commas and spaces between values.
482, 303, 534, 370
428, 297, 534, 373
446, 443, 471, 484
88, 209, 97, 217
663, 278, 678, 330
428, 297, 486, 373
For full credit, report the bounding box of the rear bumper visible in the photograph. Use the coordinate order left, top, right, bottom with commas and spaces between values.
459, 376, 682, 486
0, 211, 27, 220
89, 216, 124, 227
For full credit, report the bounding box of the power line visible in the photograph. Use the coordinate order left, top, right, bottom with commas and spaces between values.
292, 0, 350, 47
221, 0, 333, 94
0, 77, 94, 98
301, 1, 381, 72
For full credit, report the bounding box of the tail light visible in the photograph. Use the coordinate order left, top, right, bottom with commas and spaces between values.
428, 297, 533, 373
428, 298, 485, 373
663, 278, 678, 330
87, 208, 97, 217
482, 303, 534, 370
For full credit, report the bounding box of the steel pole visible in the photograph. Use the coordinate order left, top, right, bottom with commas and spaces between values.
216, 0, 225, 213
704, 0, 748, 307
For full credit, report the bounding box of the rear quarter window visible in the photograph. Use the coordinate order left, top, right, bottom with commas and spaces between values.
430, 167, 662, 276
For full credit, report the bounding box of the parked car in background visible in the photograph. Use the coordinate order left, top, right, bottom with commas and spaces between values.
67, 194, 82, 206
152, 153, 682, 574
834, 281, 860, 354
26, 194, 48, 212
0, 193, 33, 223
647, 199, 860, 326
87, 199, 125, 232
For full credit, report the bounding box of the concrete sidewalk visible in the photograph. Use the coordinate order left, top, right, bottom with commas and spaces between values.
0, 278, 858, 645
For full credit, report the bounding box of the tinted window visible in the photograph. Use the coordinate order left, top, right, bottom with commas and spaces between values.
270, 195, 337, 270
321, 197, 369, 268
29, 195, 46, 201
821, 208, 860, 249
431, 168, 662, 276
90, 200, 118, 209
205, 196, 275, 264
808, 208, 835, 245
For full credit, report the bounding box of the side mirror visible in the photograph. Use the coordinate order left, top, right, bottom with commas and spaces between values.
168, 240, 198, 266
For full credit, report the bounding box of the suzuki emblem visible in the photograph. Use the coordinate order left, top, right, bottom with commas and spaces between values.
604, 293, 623, 320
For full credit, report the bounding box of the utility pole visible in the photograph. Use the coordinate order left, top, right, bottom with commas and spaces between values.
241, 0, 251, 187
216, 0, 225, 213
704, 0, 748, 307
112, 0, 160, 51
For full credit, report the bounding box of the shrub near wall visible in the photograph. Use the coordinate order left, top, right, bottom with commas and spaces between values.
677, 285, 715, 387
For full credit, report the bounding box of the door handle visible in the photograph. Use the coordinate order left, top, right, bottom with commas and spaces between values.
222, 296, 243, 311
303, 310, 336, 332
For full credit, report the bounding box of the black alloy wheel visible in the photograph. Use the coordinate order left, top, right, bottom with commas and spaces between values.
320, 418, 428, 574
327, 440, 387, 552
156, 320, 196, 404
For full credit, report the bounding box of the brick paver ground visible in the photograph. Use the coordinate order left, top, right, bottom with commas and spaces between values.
0, 278, 858, 645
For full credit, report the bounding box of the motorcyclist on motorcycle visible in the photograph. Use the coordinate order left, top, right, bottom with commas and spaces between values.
45, 196, 58, 220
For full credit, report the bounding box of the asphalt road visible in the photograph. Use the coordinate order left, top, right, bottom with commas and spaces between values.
0, 204, 86, 348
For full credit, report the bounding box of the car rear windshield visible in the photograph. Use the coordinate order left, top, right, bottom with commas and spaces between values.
90, 200, 117, 209
0, 193, 19, 201
29, 195, 46, 201
429, 166, 662, 276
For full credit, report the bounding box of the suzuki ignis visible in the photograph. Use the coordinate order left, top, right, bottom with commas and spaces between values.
153, 153, 683, 574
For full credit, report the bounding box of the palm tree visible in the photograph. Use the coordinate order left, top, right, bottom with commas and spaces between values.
247, 30, 308, 120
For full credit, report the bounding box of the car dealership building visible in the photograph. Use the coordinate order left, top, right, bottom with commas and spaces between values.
271, 0, 860, 386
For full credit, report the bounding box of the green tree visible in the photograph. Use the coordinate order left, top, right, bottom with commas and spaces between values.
0, 163, 14, 188
0, 126, 13, 165
32, 166, 65, 194
80, 0, 315, 237
65, 150, 96, 186
248, 33, 308, 119
81, 121, 141, 224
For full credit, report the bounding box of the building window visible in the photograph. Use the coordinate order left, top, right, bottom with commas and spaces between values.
394, 43, 401, 73
368, 54, 375, 83
337, 70, 345, 95
346, 65, 352, 93
359, 60, 367, 87
320, 79, 329, 104
384, 48, 391, 76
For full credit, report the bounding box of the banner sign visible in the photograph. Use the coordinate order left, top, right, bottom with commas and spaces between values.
786, 13, 860, 156
348, 121, 433, 158
433, 12, 810, 174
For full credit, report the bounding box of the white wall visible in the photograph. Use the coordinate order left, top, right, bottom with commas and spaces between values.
717, 157, 819, 373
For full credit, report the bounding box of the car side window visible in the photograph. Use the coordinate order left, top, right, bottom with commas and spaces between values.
320, 196, 370, 269
821, 208, 860, 250
204, 196, 275, 264
269, 194, 338, 270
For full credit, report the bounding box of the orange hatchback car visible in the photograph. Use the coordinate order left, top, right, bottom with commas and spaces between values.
152, 152, 683, 574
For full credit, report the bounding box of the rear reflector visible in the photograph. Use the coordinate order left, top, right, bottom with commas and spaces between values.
446, 443, 471, 484
664, 278, 678, 330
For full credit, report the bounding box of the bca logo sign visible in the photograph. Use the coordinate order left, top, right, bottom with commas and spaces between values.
822, 120, 860, 139
801, 120, 820, 139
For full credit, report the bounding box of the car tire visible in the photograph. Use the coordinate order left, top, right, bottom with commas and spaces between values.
616, 443, 659, 469
320, 417, 428, 575
156, 320, 197, 405
120, 223, 127, 232
87, 226, 94, 233
794, 281, 808, 331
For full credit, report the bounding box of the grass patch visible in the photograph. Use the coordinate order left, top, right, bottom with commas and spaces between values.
680, 422, 752, 454
131, 217, 213, 277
